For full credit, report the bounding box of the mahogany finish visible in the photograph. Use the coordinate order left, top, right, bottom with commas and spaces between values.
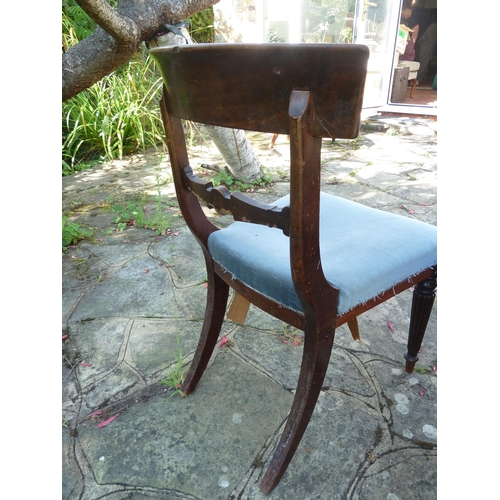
150, 43, 436, 495
153, 43, 368, 138
182, 165, 291, 235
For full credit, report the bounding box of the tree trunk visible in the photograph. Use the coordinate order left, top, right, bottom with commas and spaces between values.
203, 126, 262, 181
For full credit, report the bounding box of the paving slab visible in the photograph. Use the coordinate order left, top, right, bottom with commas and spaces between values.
63, 116, 437, 499
76, 352, 293, 500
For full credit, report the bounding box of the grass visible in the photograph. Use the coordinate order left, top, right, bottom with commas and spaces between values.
160, 335, 188, 401
62, 4, 165, 175
62, 53, 165, 175
278, 325, 304, 347
110, 200, 171, 235
329, 136, 362, 151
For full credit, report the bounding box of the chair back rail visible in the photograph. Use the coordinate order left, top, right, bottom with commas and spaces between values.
182, 166, 291, 235
150, 43, 369, 139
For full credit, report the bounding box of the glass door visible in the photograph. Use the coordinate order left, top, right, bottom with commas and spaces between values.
299, 0, 354, 44
261, 0, 405, 108
353, 0, 401, 108
297, 0, 404, 108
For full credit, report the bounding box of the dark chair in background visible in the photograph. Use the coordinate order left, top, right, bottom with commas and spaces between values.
150, 43, 437, 494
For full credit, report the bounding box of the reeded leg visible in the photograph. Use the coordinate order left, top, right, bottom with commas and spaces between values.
404, 268, 437, 373
260, 322, 336, 494
181, 259, 229, 395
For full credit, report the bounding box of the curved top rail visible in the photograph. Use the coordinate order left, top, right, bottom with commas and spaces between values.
149, 43, 369, 139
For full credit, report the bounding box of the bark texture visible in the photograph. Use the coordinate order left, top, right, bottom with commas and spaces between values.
203, 125, 262, 181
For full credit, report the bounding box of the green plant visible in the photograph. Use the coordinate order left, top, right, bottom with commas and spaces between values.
183, 120, 204, 147
278, 325, 304, 347
62, 215, 93, 251
148, 157, 171, 234
62, 2, 165, 175
188, 8, 215, 43
111, 159, 172, 234
267, 28, 285, 43
62, 0, 96, 51
340, 26, 353, 43
160, 335, 187, 401
211, 168, 275, 192
62, 54, 165, 174
414, 366, 429, 374
303, 0, 352, 43
112, 202, 145, 228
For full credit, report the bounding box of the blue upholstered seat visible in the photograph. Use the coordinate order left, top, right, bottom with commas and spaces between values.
208, 192, 437, 316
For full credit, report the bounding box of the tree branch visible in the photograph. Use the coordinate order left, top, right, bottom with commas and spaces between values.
76, 0, 138, 43
63, 0, 219, 101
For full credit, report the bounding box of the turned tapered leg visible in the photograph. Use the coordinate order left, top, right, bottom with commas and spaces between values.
181, 259, 229, 395
405, 269, 437, 373
260, 322, 336, 494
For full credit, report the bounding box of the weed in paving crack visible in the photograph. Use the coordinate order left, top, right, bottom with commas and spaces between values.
62, 215, 93, 252
160, 334, 187, 401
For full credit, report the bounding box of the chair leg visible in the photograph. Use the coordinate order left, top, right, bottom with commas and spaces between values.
268, 133, 279, 148
260, 322, 336, 494
226, 292, 251, 325
180, 258, 229, 395
404, 269, 437, 373
347, 316, 361, 342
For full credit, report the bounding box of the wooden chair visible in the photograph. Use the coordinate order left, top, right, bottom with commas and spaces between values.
149, 43, 437, 495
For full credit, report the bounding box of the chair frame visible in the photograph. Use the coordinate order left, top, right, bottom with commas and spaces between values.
151, 43, 437, 494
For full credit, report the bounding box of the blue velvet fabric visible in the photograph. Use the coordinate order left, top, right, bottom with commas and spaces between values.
207, 193, 437, 316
